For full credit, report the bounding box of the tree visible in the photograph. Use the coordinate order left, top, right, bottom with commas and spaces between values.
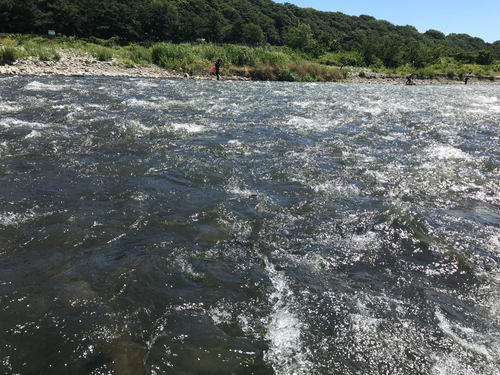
424, 29, 445, 40
404, 42, 430, 68
284, 23, 312, 52
380, 34, 402, 68
476, 49, 495, 65
242, 23, 264, 45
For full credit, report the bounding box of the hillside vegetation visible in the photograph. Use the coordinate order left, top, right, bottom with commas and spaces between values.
0, 0, 499, 81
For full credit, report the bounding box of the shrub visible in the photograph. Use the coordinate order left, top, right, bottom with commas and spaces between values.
223, 44, 256, 66
476, 50, 495, 65
275, 67, 298, 81
38, 47, 61, 61
338, 51, 364, 67
18, 41, 60, 61
151, 43, 196, 69
124, 44, 152, 64
0, 37, 18, 46
120, 59, 135, 68
91, 46, 113, 61
414, 66, 436, 78
0, 45, 19, 62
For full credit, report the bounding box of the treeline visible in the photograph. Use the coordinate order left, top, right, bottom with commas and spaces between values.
1, 0, 499, 68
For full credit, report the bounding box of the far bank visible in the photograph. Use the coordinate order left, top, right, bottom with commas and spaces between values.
1, 46, 499, 84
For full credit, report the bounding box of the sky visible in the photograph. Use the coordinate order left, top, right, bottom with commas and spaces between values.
275, 0, 499, 43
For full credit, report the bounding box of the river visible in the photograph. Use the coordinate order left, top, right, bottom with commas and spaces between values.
1, 75, 499, 374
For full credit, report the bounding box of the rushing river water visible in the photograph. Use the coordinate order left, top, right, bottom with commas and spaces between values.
0, 75, 499, 375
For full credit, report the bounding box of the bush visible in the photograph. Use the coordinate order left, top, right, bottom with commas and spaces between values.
38, 47, 61, 61
91, 46, 113, 61
0, 45, 19, 62
223, 44, 256, 66
275, 68, 298, 81
18, 41, 60, 61
151, 43, 196, 69
476, 50, 495, 65
124, 44, 152, 64
0, 37, 18, 46
86, 36, 119, 47
414, 66, 436, 78
121, 59, 135, 68
338, 51, 364, 67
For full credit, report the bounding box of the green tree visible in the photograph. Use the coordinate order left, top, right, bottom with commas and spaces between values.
404, 42, 430, 68
424, 29, 445, 40
380, 34, 402, 68
242, 23, 264, 45
284, 23, 312, 52
476, 49, 495, 65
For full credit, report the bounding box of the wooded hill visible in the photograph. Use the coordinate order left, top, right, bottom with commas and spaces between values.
1, 0, 499, 68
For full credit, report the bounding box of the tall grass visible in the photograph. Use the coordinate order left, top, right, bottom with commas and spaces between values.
20, 41, 61, 61
85, 45, 114, 61
124, 44, 152, 64
149, 42, 332, 80
0, 45, 19, 62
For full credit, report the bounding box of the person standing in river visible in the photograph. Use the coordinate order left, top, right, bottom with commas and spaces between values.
405, 73, 414, 85
215, 58, 221, 80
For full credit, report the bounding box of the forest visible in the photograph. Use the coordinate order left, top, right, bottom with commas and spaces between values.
0, 0, 499, 70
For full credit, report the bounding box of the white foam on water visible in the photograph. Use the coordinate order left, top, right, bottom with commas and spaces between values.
228, 186, 259, 199
24, 80, 67, 91
263, 257, 314, 375
66, 106, 89, 121
473, 95, 497, 104
0, 210, 38, 227
485, 234, 500, 255
285, 116, 315, 129
430, 354, 482, 375
119, 119, 152, 136
134, 80, 159, 88
124, 97, 161, 109
292, 101, 314, 108
311, 181, 360, 198
435, 308, 499, 362
169, 123, 206, 133
227, 139, 242, 146
208, 305, 232, 326
225, 139, 251, 155
0, 117, 47, 129
24, 130, 41, 139
0, 102, 21, 114
285, 115, 336, 132
465, 108, 490, 115
424, 144, 472, 162
56, 103, 105, 111
357, 102, 384, 116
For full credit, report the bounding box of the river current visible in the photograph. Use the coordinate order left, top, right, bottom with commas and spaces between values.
0, 75, 499, 375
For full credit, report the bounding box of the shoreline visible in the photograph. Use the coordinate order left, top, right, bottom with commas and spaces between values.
1, 50, 499, 85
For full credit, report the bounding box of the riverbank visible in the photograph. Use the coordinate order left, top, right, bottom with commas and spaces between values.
1, 49, 499, 84
347, 69, 499, 85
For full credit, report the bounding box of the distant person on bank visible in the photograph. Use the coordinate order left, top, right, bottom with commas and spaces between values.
215, 58, 221, 80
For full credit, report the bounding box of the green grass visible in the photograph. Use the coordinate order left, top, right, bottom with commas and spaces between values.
0, 45, 19, 62
89, 46, 113, 61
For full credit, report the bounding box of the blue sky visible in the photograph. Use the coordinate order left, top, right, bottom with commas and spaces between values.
275, 0, 499, 43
